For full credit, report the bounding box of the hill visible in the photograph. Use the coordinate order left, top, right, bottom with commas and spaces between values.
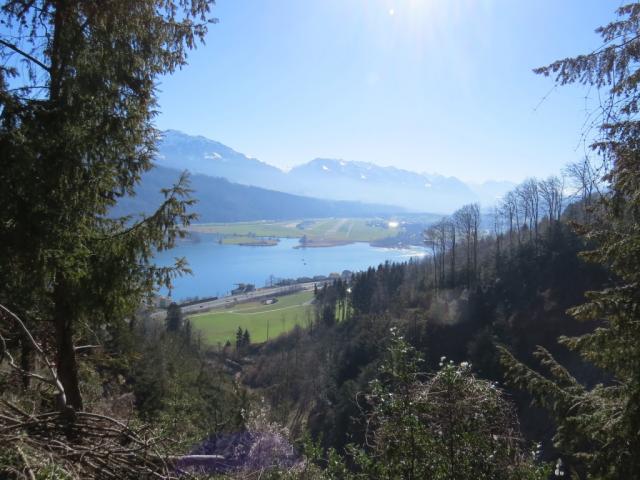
112, 165, 404, 222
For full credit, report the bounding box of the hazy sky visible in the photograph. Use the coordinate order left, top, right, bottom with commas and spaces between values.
156, 0, 622, 183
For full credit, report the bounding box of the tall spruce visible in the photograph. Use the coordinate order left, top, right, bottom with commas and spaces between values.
0, 1, 215, 410
500, 3, 640, 477
165, 302, 183, 333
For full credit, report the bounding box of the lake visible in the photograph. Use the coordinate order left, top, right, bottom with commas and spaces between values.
155, 236, 427, 301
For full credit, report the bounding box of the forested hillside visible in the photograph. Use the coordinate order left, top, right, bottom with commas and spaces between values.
112, 165, 404, 222
243, 182, 607, 454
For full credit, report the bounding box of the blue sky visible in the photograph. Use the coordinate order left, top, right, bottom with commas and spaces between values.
156, 0, 622, 183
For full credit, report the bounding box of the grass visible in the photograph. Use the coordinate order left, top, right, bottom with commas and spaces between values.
189, 218, 398, 245
190, 221, 300, 238
218, 235, 279, 246
188, 290, 314, 345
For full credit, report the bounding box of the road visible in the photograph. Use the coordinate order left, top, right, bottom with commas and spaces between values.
151, 281, 325, 319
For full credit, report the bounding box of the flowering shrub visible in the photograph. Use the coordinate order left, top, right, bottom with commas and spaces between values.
348, 329, 549, 480
181, 403, 304, 477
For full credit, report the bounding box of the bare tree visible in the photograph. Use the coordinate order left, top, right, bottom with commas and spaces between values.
493, 205, 504, 261
446, 217, 457, 286
424, 224, 443, 290
470, 203, 480, 279
539, 175, 565, 224
563, 158, 601, 221
454, 203, 480, 287
504, 191, 521, 246
501, 192, 517, 251
520, 179, 540, 245
515, 184, 532, 243
435, 219, 448, 286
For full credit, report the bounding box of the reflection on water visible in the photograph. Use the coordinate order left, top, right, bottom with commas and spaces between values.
155, 236, 426, 301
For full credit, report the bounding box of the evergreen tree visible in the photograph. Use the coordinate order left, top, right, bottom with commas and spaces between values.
165, 302, 183, 333
501, 4, 640, 477
236, 326, 244, 351
352, 329, 548, 480
242, 328, 251, 347
0, 0, 214, 410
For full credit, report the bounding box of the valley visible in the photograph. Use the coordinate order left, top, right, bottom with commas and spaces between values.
2, 2, 634, 479
189, 217, 403, 247
188, 290, 314, 345
155, 236, 427, 300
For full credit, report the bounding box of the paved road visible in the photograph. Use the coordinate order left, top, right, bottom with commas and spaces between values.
152, 281, 325, 320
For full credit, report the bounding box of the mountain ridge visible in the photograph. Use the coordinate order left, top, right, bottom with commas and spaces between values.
113, 165, 404, 223
155, 130, 516, 213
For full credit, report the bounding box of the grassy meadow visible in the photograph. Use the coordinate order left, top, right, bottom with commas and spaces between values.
189, 218, 398, 246
188, 290, 314, 345
218, 235, 279, 246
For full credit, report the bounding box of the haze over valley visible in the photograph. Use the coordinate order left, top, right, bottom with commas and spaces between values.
152, 129, 516, 215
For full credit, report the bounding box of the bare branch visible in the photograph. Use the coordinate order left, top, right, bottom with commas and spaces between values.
0, 38, 50, 72
0, 303, 66, 406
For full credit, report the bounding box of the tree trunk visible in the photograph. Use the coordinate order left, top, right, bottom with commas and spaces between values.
466, 237, 471, 288
450, 228, 456, 287
19, 328, 33, 389
53, 276, 83, 411
473, 229, 478, 283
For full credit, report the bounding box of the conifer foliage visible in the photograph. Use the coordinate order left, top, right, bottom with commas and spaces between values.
501, 3, 640, 477
0, 1, 215, 411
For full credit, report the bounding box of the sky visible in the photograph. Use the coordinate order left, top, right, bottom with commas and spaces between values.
155, 0, 623, 184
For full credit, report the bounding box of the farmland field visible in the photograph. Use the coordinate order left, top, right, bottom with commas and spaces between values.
189, 218, 399, 246
218, 235, 279, 246
188, 290, 314, 345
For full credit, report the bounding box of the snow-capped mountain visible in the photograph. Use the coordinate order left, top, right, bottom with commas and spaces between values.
155, 130, 514, 213
157, 130, 286, 189
286, 159, 479, 213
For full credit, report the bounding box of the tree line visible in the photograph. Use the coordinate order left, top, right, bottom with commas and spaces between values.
424, 163, 602, 292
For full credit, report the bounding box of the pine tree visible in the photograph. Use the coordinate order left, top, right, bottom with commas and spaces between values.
242, 328, 251, 347
236, 326, 244, 351
501, 4, 640, 477
0, 1, 215, 410
165, 302, 183, 333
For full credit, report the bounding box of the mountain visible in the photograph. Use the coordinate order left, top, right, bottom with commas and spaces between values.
468, 180, 517, 207
113, 165, 403, 223
156, 130, 515, 213
156, 130, 287, 189
286, 159, 479, 213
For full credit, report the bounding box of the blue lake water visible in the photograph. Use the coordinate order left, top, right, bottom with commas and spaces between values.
155, 236, 427, 301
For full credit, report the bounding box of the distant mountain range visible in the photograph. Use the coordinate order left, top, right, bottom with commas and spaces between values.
113, 165, 403, 223
155, 130, 515, 213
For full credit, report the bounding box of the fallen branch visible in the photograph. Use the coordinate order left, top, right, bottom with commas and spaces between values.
0, 303, 67, 407
0, 400, 199, 479
16, 446, 36, 480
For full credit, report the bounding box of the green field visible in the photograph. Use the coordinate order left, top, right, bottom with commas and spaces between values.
189, 218, 399, 246
218, 235, 279, 246
188, 291, 314, 345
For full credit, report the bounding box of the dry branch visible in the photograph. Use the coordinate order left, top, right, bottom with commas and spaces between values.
0, 303, 67, 406
0, 303, 220, 479
0, 399, 195, 479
